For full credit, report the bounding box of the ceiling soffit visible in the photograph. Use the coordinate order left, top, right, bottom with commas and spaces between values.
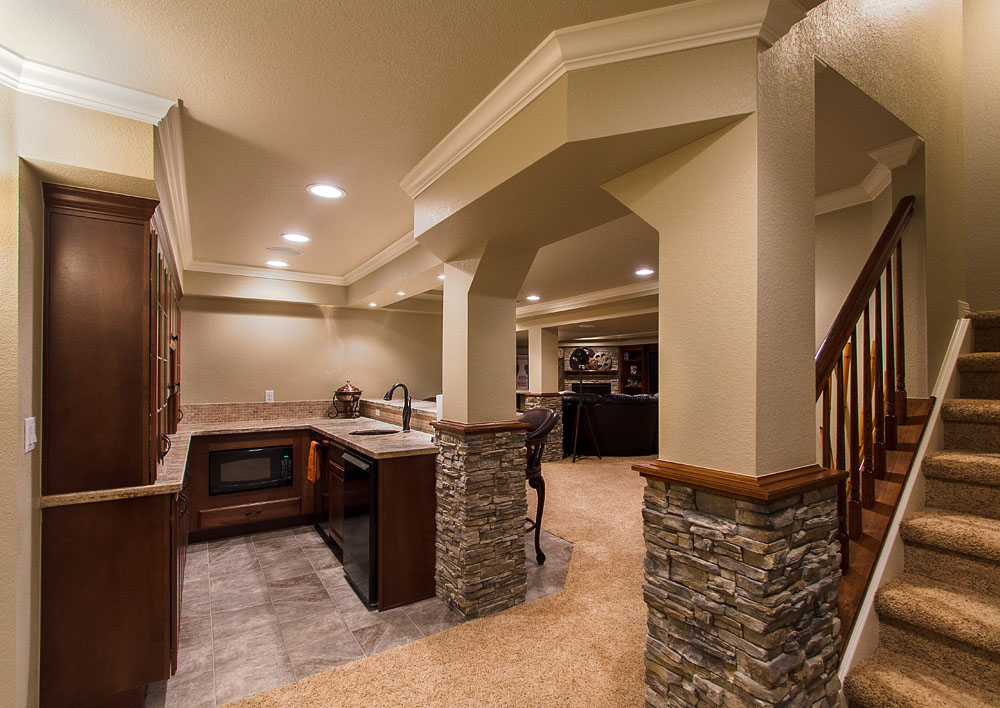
402, 0, 806, 199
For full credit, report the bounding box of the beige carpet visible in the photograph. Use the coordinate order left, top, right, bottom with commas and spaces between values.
844, 311, 1000, 707
225, 455, 655, 708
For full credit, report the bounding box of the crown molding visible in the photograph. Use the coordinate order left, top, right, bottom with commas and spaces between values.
0, 44, 174, 124
400, 0, 804, 199
815, 163, 891, 216
186, 260, 348, 286
516, 281, 659, 318
867, 135, 923, 170
342, 230, 420, 283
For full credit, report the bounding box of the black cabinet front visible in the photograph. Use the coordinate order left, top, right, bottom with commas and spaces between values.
342, 451, 377, 607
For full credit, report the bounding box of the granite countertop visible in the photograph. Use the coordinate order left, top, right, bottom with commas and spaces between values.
39, 415, 437, 509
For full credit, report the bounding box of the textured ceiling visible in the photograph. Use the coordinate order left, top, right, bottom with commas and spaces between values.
3, 0, 682, 277
815, 66, 915, 195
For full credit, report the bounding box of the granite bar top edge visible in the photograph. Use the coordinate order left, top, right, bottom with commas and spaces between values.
40, 415, 437, 508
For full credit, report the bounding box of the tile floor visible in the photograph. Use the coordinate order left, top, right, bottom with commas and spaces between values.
146, 525, 573, 707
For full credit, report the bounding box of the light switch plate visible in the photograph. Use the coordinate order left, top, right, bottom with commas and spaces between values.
265, 390, 274, 403
24, 417, 37, 453
374, 409, 380, 417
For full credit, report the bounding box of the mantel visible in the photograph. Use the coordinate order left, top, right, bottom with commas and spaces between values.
565, 369, 618, 376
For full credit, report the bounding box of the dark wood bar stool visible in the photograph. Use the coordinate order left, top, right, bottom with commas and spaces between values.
519, 407, 558, 565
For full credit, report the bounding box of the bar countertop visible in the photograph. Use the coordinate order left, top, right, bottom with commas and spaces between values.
39, 416, 437, 508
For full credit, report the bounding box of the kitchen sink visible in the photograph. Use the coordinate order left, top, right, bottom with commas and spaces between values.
350, 429, 399, 436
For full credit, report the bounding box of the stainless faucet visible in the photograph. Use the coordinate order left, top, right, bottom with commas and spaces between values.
384, 382, 412, 432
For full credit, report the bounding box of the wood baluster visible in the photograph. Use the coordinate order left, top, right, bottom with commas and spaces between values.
861, 303, 875, 508
895, 241, 907, 424
835, 358, 850, 572
874, 281, 886, 480
884, 256, 898, 449
822, 379, 832, 469
849, 332, 862, 541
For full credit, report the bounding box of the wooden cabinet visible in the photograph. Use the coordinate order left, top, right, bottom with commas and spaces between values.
42, 185, 181, 495
327, 446, 345, 547
41, 495, 177, 708
620, 344, 658, 395
185, 432, 312, 540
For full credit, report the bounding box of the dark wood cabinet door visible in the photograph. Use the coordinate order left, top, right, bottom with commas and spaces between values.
42, 185, 159, 495
328, 454, 345, 546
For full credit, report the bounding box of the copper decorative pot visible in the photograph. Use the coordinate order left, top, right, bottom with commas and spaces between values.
329, 381, 363, 418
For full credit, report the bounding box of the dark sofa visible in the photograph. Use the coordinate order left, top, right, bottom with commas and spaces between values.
561, 392, 658, 457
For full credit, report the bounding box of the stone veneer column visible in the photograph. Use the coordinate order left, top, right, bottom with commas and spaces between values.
522, 393, 564, 462
432, 421, 529, 619
636, 461, 846, 707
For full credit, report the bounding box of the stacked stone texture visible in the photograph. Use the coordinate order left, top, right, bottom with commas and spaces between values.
434, 428, 528, 619
642, 478, 842, 707
522, 395, 564, 462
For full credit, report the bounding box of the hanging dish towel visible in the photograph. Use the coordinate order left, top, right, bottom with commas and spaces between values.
307, 440, 321, 483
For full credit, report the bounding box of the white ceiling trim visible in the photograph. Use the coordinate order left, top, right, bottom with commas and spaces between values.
342, 230, 420, 283
400, 0, 804, 198
516, 281, 658, 318
815, 164, 891, 216
867, 135, 923, 170
0, 44, 175, 124
186, 260, 348, 286
815, 136, 922, 216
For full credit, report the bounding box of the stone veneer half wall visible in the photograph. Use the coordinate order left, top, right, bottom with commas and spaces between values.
433, 424, 528, 619
642, 477, 842, 707
522, 394, 564, 463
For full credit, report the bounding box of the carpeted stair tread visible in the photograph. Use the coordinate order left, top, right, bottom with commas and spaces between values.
941, 398, 1000, 424
875, 573, 1000, 655
924, 451, 1000, 485
958, 352, 1000, 372
901, 508, 1000, 562
843, 649, 999, 708
968, 310, 1000, 329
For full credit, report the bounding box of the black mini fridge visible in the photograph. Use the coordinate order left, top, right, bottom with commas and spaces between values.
342, 450, 377, 608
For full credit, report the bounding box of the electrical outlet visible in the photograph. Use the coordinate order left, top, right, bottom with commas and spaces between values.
265, 390, 274, 403
24, 417, 37, 453
374, 409, 380, 417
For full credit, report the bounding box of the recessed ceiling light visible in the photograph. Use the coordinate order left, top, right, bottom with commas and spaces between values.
396, 291, 406, 296
635, 268, 655, 276
526, 295, 541, 301
265, 260, 289, 268
282, 233, 310, 243
578, 324, 596, 329
307, 183, 346, 199
369, 302, 377, 307
437, 274, 445, 280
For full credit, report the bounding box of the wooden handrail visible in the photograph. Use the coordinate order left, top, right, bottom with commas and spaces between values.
815, 196, 915, 399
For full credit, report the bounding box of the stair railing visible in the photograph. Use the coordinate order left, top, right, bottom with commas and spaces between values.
816, 195, 916, 573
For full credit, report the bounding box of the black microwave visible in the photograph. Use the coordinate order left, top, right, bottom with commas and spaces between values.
209, 445, 293, 495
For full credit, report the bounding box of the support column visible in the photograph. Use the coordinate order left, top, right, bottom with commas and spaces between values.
432, 240, 536, 618
606, 115, 843, 705
527, 325, 559, 394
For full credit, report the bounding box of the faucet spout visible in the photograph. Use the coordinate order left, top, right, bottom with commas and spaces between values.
383, 382, 412, 432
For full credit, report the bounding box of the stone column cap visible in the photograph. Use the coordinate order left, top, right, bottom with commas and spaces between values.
634, 459, 848, 503
432, 419, 531, 435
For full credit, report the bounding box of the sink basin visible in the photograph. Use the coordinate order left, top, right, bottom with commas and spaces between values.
350, 429, 399, 436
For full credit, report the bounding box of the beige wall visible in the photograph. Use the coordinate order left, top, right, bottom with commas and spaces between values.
2, 88, 155, 708
180, 297, 443, 404
963, 0, 1000, 311
765, 0, 966, 396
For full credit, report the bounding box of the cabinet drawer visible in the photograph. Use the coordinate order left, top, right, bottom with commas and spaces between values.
198, 497, 301, 529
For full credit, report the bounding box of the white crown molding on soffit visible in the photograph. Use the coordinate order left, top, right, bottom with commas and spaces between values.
815, 164, 891, 216
342, 230, 421, 283
814, 136, 923, 216
867, 135, 924, 170
0, 44, 175, 124
187, 260, 348, 286
399, 0, 805, 199
516, 281, 659, 319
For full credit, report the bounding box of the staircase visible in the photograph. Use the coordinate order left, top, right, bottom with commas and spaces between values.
843, 311, 1000, 707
